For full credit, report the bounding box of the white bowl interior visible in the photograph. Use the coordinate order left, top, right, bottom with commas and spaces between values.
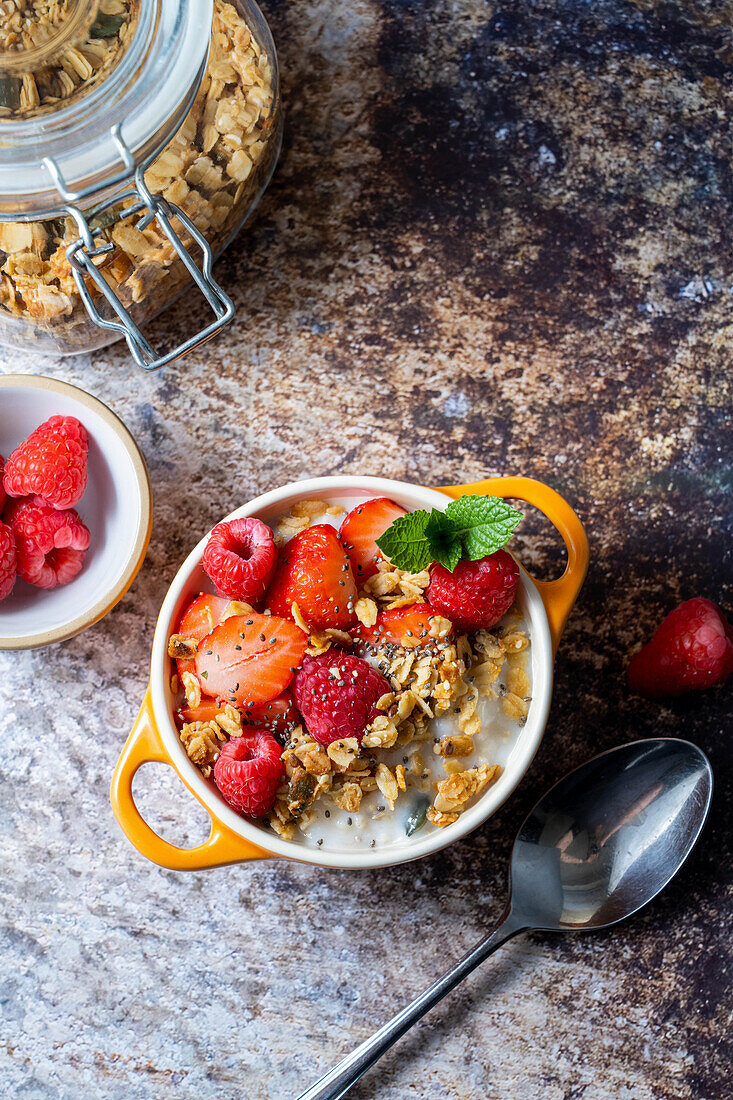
0, 381, 147, 645
150, 476, 555, 868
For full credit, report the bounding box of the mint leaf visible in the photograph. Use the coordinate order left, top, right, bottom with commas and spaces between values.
375, 494, 522, 574
444, 495, 523, 560
425, 509, 462, 571
375, 510, 433, 572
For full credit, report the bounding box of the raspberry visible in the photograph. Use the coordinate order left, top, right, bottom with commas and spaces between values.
0, 454, 6, 514
0, 521, 17, 601
628, 597, 733, 698
291, 651, 391, 746
426, 550, 519, 632
202, 517, 277, 603
3, 415, 88, 510
6, 495, 90, 589
213, 731, 284, 817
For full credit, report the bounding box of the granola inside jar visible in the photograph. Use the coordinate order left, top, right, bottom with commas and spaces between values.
0, 1, 138, 119
0, 0, 281, 363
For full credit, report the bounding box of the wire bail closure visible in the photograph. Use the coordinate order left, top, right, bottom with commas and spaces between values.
43, 126, 234, 371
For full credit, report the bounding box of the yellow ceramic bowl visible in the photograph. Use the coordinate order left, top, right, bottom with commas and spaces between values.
0, 374, 152, 649
111, 475, 588, 871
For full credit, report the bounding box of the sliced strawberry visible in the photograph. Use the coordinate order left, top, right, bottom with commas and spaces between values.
177, 592, 232, 640
177, 690, 299, 738
176, 699, 219, 725
242, 691, 299, 737
174, 592, 233, 677
194, 612, 307, 707
352, 603, 448, 649
266, 524, 357, 630
339, 497, 407, 580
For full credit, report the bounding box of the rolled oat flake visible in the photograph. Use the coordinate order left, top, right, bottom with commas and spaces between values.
0, 0, 281, 368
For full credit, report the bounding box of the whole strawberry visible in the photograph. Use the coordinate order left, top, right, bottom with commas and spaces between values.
213, 731, 284, 817
628, 597, 733, 698
340, 497, 407, 580
426, 550, 519, 633
202, 517, 277, 603
267, 524, 357, 631
0, 521, 17, 601
292, 651, 391, 745
4, 415, 88, 510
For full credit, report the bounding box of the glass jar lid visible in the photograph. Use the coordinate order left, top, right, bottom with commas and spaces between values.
0, 0, 214, 218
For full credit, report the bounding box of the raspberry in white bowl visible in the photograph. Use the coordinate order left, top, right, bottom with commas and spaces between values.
168, 493, 533, 851
0, 374, 152, 651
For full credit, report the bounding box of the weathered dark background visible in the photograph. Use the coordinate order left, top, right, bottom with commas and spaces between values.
1, 1, 731, 1097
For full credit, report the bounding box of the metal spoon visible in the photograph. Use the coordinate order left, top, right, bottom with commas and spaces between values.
296, 737, 712, 1100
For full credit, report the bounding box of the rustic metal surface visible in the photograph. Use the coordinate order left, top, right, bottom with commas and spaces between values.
0, 1, 731, 1098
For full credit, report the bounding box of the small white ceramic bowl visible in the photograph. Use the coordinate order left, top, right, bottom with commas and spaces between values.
111, 475, 588, 871
0, 374, 152, 650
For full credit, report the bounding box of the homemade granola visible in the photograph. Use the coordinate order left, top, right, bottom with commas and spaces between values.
0, 0, 279, 352
0, 1, 137, 118
168, 494, 533, 850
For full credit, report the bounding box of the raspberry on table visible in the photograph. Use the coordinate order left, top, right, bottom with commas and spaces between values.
426, 550, 519, 633
628, 597, 733, 698
0, 454, 6, 514
6, 495, 90, 589
202, 517, 277, 603
0, 521, 17, 601
292, 651, 391, 746
213, 730, 284, 817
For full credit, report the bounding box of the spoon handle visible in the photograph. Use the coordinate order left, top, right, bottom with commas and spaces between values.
295, 910, 525, 1100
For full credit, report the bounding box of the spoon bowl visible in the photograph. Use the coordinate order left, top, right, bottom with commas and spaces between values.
510, 738, 713, 932
298, 738, 713, 1100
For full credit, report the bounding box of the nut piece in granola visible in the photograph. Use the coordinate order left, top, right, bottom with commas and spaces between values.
433, 763, 502, 817
332, 781, 362, 813
434, 733, 474, 758
179, 720, 225, 777
181, 670, 201, 710
167, 634, 198, 660
287, 768, 317, 818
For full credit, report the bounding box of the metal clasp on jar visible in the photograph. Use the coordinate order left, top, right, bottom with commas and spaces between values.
43, 126, 234, 371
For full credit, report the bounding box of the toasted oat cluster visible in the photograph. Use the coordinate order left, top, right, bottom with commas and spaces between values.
0, 1, 276, 345
169, 496, 532, 846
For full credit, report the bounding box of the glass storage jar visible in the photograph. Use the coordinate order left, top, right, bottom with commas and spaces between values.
0, 0, 281, 369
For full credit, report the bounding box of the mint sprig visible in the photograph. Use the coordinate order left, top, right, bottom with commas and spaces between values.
375, 495, 522, 573
425, 509, 463, 572
374, 510, 433, 573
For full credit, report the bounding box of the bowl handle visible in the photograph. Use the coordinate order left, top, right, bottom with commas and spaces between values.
110, 688, 271, 870
433, 476, 588, 654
